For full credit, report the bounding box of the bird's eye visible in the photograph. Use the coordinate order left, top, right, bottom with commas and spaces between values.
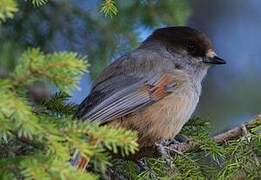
186, 43, 197, 54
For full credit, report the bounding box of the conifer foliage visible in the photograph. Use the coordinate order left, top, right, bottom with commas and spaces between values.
0, 1, 261, 180
0, 1, 138, 179
0, 0, 18, 22
0, 47, 138, 179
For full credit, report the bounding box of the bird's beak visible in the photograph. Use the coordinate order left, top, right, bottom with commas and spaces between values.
204, 50, 226, 65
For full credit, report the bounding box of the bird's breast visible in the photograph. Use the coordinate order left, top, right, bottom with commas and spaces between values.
111, 81, 200, 147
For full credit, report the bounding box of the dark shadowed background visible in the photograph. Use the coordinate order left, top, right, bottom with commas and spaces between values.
0, 0, 260, 132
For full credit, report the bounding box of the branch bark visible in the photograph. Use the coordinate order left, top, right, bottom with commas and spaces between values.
136, 115, 261, 158
108, 115, 261, 179
173, 115, 260, 154
212, 117, 260, 143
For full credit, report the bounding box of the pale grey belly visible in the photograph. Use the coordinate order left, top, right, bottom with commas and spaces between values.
112, 86, 200, 146
140, 88, 199, 140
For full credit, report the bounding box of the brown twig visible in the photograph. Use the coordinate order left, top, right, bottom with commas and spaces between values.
135, 115, 261, 158
213, 115, 261, 144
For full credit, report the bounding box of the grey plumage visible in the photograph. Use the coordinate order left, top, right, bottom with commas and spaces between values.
74, 26, 225, 144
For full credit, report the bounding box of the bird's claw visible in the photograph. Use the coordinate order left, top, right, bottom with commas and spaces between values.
155, 134, 191, 157
155, 140, 174, 166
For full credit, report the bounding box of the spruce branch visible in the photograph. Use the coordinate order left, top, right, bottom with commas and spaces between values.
100, 0, 118, 17
29, 0, 48, 7
0, 46, 139, 179
41, 92, 78, 115
12, 48, 88, 93
152, 116, 260, 156
127, 116, 261, 179
0, 0, 18, 23
18, 155, 97, 180
0, 80, 44, 142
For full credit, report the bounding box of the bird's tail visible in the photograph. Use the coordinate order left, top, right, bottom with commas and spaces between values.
70, 150, 90, 170
71, 139, 99, 170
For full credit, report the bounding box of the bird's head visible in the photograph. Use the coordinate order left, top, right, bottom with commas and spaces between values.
143, 26, 226, 70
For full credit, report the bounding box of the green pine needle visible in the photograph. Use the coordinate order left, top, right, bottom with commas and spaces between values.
29, 0, 48, 7
12, 48, 88, 93
100, 0, 118, 17
0, 0, 18, 23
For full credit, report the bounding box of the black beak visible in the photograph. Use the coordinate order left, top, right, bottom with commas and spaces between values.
204, 56, 226, 64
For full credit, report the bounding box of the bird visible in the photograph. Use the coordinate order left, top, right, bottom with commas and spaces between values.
72, 26, 226, 169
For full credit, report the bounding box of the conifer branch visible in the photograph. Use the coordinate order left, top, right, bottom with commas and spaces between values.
138, 115, 261, 157
0, 0, 18, 23
29, 0, 48, 7
0, 47, 139, 179
100, 0, 118, 17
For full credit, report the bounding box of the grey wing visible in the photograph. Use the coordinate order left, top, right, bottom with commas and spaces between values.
75, 74, 178, 123
74, 52, 178, 124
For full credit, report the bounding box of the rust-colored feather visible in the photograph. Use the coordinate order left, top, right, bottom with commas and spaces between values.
148, 73, 175, 101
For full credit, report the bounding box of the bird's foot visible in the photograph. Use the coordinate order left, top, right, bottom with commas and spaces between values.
155, 134, 192, 157
155, 140, 174, 166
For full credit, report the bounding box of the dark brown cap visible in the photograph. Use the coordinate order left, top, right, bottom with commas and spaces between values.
146, 26, 213, 57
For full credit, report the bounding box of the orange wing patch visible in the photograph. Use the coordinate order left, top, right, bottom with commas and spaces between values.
145, 73, 176, 101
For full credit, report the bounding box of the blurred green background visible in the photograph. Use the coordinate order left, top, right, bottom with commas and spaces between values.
0, 0, 260, 132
